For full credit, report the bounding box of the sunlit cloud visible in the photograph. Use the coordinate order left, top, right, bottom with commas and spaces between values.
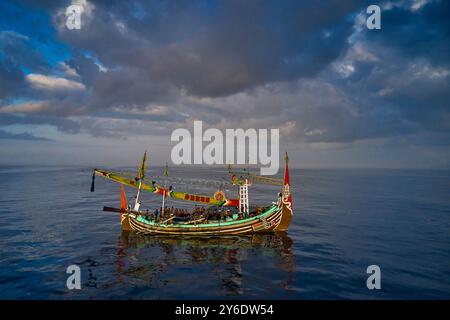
0, 101, 51, 114
26, 74, 85, 91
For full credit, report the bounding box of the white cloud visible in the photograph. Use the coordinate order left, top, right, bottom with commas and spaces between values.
381, 0, 431, 12
335, 63, 355, 78
411, 0, 430, 11
115, 20, 127, 34
0, 30, 29, 41
280, 121, 297, 137
112, 105, 171, 116
304, 128, 325, 136
59, 62, 80, 78
26, 74, 86, 91
411, 63, 450, 80
378, 88, 394, 96
94, 60, 108, 73
0, 101, 50, 114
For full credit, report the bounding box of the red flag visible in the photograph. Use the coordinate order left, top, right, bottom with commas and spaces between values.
120, 184, 127, 221
283, 152, 292, 206
120, 184, 127, 207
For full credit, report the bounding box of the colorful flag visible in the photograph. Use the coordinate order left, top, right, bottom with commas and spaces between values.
137, 151, 147, 180
164, 162, 169, 177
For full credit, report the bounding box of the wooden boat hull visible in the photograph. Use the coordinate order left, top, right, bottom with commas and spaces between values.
120, 196, 293, 235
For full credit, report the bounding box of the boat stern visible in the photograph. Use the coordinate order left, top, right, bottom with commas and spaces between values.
121, 213, 132, 231
274, 151, 293, 232
274, 196, 293, 231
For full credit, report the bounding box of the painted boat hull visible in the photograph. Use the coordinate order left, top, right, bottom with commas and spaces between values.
120, 196, 293, 235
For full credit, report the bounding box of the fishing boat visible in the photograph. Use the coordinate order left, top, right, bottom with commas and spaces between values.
91, 152, 293, 235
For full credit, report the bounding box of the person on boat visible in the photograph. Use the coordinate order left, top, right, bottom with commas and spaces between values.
168, 213, 174, 225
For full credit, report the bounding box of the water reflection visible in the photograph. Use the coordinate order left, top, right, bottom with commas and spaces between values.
116, 231, 294, 296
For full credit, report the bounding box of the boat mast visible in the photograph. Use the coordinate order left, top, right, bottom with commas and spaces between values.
134, 151, 147, 211
161, 162, 169, 216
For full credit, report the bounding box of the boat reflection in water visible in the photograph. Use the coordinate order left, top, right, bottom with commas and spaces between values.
115, 231, 294, 297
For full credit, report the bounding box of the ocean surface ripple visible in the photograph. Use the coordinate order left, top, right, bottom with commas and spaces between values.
0, 166, 449, 299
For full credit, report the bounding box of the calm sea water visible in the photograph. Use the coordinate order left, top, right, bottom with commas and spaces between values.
0, 166, 449, 299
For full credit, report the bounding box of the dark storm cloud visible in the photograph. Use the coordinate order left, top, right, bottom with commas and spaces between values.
0, 113, 80, 134
1, 0, 371, 137
366, 0, 450, 66
1, 0, 449, 150
0, 31, 37, 99
0, 62, 24, 99
192, 80, 418, 145
0, 129, 51, 141
287, 0, 450, 144
54, 0, 366, 97
88, 67, 178, 110
0, 31, 48, 71
320, 1, 450, 143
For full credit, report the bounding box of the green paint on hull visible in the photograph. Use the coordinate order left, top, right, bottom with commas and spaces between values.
136, 204, 278, 228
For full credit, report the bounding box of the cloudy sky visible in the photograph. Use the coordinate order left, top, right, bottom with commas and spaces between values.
0, 0, 449, 169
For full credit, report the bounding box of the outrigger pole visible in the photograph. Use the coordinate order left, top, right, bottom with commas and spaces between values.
134, 151, 147, 211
